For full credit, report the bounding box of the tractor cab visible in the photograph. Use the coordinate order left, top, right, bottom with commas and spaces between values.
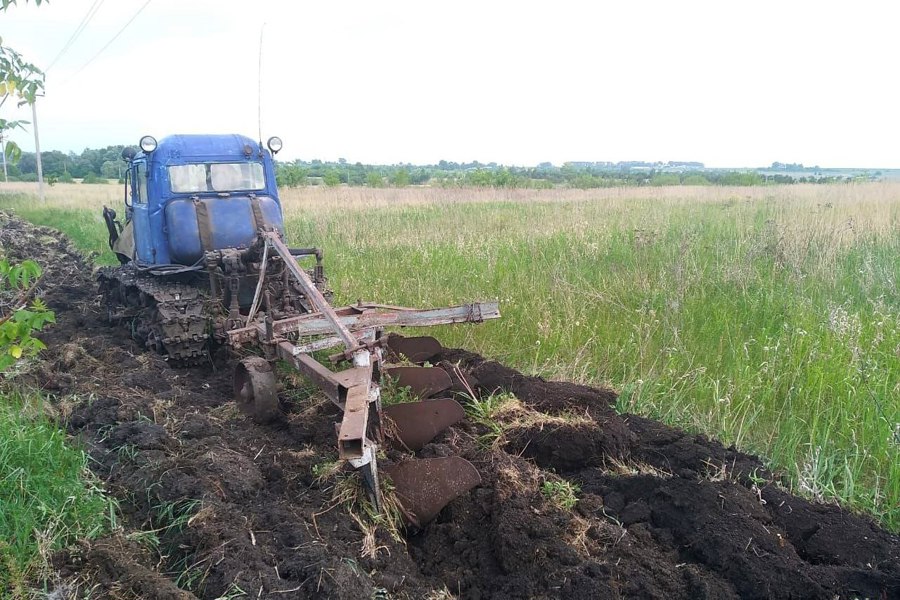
104, 134, 285, 266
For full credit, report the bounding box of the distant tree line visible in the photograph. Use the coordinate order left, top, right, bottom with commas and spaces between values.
7, 145, 125, 184
4, 145, 864, 188
274, 159, 857, 189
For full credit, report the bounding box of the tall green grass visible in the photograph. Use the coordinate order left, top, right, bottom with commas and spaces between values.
0, 392, 116, 596
2, 185, 898, 530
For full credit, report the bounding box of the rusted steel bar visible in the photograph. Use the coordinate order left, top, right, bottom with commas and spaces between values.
339, 383, 370, 459
277, 341, 346, 407
290, 329, 375, 355
226, 302, 500, 345
276, 339, 373, 458
265, 231, 360, 351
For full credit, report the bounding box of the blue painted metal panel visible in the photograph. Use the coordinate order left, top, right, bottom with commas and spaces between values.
165, 196, 285, 265
130, 158, 155, 263
132, 203, 153, 263
148, 167, 171, 263
257, 197, 284, 231
164, 200, 202, 264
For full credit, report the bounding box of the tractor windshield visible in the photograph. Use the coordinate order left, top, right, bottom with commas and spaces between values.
169, 162, 266, 193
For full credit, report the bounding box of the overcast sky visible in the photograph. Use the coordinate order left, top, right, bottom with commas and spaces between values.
2, 0, 898, 167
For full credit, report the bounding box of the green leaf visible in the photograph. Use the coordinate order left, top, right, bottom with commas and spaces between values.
13, 309, 35, 323
4, 140, 21, 164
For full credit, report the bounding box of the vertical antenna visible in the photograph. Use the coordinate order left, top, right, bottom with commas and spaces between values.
258, 22, 266, 145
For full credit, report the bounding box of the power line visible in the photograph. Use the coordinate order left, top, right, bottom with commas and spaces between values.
44, 0, 106, 72
70, 0, 153, 78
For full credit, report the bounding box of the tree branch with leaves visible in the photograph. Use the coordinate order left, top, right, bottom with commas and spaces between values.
0, 259, 55, 372
0, 2, 54, 370
1, 1, 47, 173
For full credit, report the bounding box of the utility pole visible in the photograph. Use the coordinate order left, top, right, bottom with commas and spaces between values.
0, 130, 7, 182
32, 97, 44, 201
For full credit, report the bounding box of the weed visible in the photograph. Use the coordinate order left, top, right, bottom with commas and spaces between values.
114, 443, 138, 463
151, 498, 201, 535
214, 582, 248, 600
175, 567, 206, 592
461, 391, 517, 446
541, 479, 580, 511
126, 529, 161, 554
379, 373, 419, 407
606, 457, 672, 479
462, 390, 593, 448
314, 462, 405, 558
311, 459, 343, 486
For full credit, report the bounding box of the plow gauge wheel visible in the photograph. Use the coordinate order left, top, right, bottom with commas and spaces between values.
234, 357, 281, 424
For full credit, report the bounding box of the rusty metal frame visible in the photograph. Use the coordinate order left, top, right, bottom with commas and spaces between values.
240, 231, 499, 500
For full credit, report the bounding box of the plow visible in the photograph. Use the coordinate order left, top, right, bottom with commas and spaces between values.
229, 232, 499, 524
99, 133, 500, 525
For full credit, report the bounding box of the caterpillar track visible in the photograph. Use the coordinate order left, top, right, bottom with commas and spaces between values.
98, 266, 211, 367
98, 243, 328, 367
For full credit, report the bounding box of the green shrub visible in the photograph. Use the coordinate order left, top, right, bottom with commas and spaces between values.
323, 170, 341, 187
366, 172, 384, 188
80, 172, 106, 184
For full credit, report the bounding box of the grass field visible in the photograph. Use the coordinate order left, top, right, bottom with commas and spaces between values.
0, 391, 116, 594
1, 181, 898, 531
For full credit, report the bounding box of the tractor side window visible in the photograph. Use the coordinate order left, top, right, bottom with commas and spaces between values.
135, 162, 148, 204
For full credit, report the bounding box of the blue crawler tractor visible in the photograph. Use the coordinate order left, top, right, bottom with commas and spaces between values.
99, 133, 500, 523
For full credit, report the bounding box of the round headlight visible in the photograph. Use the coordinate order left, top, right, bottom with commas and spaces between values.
139, 135, 158, 153
267, 136, 283, 154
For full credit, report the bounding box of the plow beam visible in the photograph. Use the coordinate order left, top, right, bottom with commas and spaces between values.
265, 232, 361, 353
226, 302, 500, 347
276, 341, 375, 459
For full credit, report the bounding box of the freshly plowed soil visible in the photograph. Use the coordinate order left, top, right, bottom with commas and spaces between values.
2, 212, 898, 600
